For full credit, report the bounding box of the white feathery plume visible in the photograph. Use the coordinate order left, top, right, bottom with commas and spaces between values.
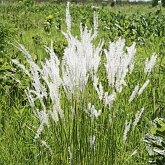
93, 11, 98, 37
104, 91, 116, 107
93, 75, 104, 100
90, 135, 96, 148
13, 42, 63, 138
42, 42, 63, 121
86, 103, 101, 118
129, 63, 134, 74
66, 1, 71, 33
25, 88, 35, 109
35, 110, 49, 139
144, 53, 157, 74
105, 38, 136, 93
123, 120, 132, 142
6, 72, 21, 84
129, 84, 139, 103
70, 106, 75, 115
133, 107, 144, 128
68, 147, 73, 165
12, 59, 30, 76
138, 80, 150, 96
13, 44, 47, 111
98, 83, 104, 100
126, 41, 136, 72
130, 149, 138, 157
48, 109, 60, 123
41, 140, 52, 154
62, 13, 103, 97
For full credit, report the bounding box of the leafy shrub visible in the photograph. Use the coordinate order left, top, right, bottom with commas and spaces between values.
20, 0, 34, 7
144, 118, 165, 164
162, 0, 165, 7
152, 0, 158, 7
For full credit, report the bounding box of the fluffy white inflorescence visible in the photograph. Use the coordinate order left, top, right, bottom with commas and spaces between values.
86, 103, 101, 118
144, 53, 157, 74
93, 75, 104, 101
133, 107, 145, 128
123, 120, 132, 142
93, 11, 98, 37
14, 44, 47, 112
13, 43, 63, 139
35, 110, 49, 139
138, 80, 150, 96
62, 6, 103, 97
104, 91, 116, 107
68, 147, 73, 165
129, 84, 139, 103
12, 59, 30, 76
104, 38, 136, 93
66, 1, 71, 33
93, 75, 116, 107
90, 135, 96, 148
130, 149, 138, 157
43, 42, 63, 122
41, 140, 52, 153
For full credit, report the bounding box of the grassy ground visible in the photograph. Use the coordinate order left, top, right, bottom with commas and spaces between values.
0, 2, 165, 165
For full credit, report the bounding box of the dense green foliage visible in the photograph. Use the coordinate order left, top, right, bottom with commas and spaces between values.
144, 118, 165, 164
0, 2, 165, 165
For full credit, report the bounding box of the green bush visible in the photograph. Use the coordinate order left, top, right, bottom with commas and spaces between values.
152, 0, 158, 7
162, 0, 165, 7
144, 118, 165, 164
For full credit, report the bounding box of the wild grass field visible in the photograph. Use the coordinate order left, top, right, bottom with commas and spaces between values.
0, 1, 165, 165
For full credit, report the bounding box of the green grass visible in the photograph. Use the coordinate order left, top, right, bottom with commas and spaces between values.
0, 2, 165, 165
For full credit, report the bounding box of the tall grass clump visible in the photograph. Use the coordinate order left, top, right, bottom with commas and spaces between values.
12, 2, 158, 164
